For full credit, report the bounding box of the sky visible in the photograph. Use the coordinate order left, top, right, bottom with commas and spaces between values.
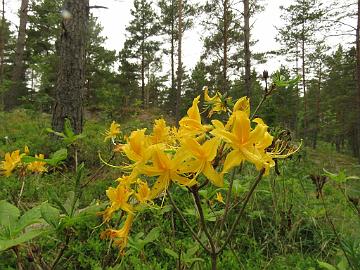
88, 0, 289, 73
6, 0, 357, 74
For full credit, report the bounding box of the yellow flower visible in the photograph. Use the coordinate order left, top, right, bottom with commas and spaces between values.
141, 146, 196, 199
211, 110, 273, 175
24, 145, 30, 155
0, 150, 21, 177
150, 119, 170, 145
215, 192, 224, 204
103, 184, 133, 222
27, 154, 47, 173
135, 180, 152, 204
225, 96, 250, 130
100, 212, 135, 254
104, 121, 121, 142
233, 96, 250, 116
204, 87, 229, 117
180, 137, 223, 187
123, 129, 151, 164
179, 96, 211, 137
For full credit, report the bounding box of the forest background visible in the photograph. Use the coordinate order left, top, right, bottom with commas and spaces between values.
0, 0, 360, 269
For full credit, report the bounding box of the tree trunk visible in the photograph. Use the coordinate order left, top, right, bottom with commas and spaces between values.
141, 41, 146, 108
4, 0, 29, 111
175, 0, 183, 123
51, 0, 88, 134
301, 20, 307, 137
0, 0, 5, 109
243, 0, 251, 98
171, 0, 176, 115
223, 0, 228, 94
356, 0, 360, 161
313, 62, 322, 149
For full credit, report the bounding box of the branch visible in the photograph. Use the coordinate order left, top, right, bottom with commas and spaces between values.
166, 190, 210, 253
89, 5, 108, 9
217, 169, 265, 255
191, 188, 216, 255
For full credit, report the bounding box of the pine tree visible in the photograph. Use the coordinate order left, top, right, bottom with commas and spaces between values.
4, 0, 29, 110
277, 0, 325, 138
158, 0, 197, 115
122, 0, 160, 109
201, 0, 243, 94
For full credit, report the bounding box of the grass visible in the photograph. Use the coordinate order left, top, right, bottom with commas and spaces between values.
0, 109, 359, 269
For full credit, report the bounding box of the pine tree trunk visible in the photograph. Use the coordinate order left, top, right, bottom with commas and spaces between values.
4, 0, 29, 111
175, 0, 183, 123
171, 0, 176, 115
223, 0, 228, 94
356, 0, 360, 161
244, 0, 251, 98
313, 63, 321, 149
301, 20, 307, 137
141, 42, 145, 108
51, 0, 88, 134
0, 0, 5, 109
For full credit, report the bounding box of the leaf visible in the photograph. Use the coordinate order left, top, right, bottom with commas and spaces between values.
185, 245, 199, 257
21, 148, 68, 166
40, 203, 60, 228
0, 229, 48, 252
0, 201, 20, 228
45, 128, 65, 138
143, 227, 160, 243
164, 248, 178, 259
48, 149, 68, 166
63, 118, 75, 138
15, 205, 43, 233
63, 191, 77, 217
317, 260, 338, 270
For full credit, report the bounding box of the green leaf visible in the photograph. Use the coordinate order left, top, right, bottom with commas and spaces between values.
48, 149, 68, 166
185, 245, 199, 258
45, 128, 65, 138
63, 191, 77, 216
143, 227, 160, 243
63, 118, 75, 138
40, 203, 60, 228
0, 229, 48, 252
164, 248, 178, 259
0, 201, 20, 228
21, 148, 67, 166
318, 260, 338, 270
15, 205, 43, 233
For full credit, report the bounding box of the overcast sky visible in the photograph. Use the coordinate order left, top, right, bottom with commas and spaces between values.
6, 0, 357, 74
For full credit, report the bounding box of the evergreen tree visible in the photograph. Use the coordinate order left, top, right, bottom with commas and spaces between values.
277, 0, 325, 138
4, 0, 29, 110
201, 0, 243, 93
122, 0, 160, 109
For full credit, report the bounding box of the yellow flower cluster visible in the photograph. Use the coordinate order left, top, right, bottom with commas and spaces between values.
0, 147, 47, 176
101, 90, 300, 253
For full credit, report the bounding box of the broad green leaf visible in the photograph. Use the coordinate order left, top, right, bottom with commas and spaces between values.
41, 203, 60, 228
164, 248, 178, 259
63, 191, 76, 216
22, 148, 67, 166
185, 245, 199, 258
48, 149, 68, 166
0, 229, 48, 252
63, 118, 75, 138
15, 205, 43, 233
0, 201, 20, 228
318, 260, 337, 270
143, 227, 160, 243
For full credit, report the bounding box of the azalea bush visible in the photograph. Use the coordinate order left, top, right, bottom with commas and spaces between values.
100, 86, 301, 269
